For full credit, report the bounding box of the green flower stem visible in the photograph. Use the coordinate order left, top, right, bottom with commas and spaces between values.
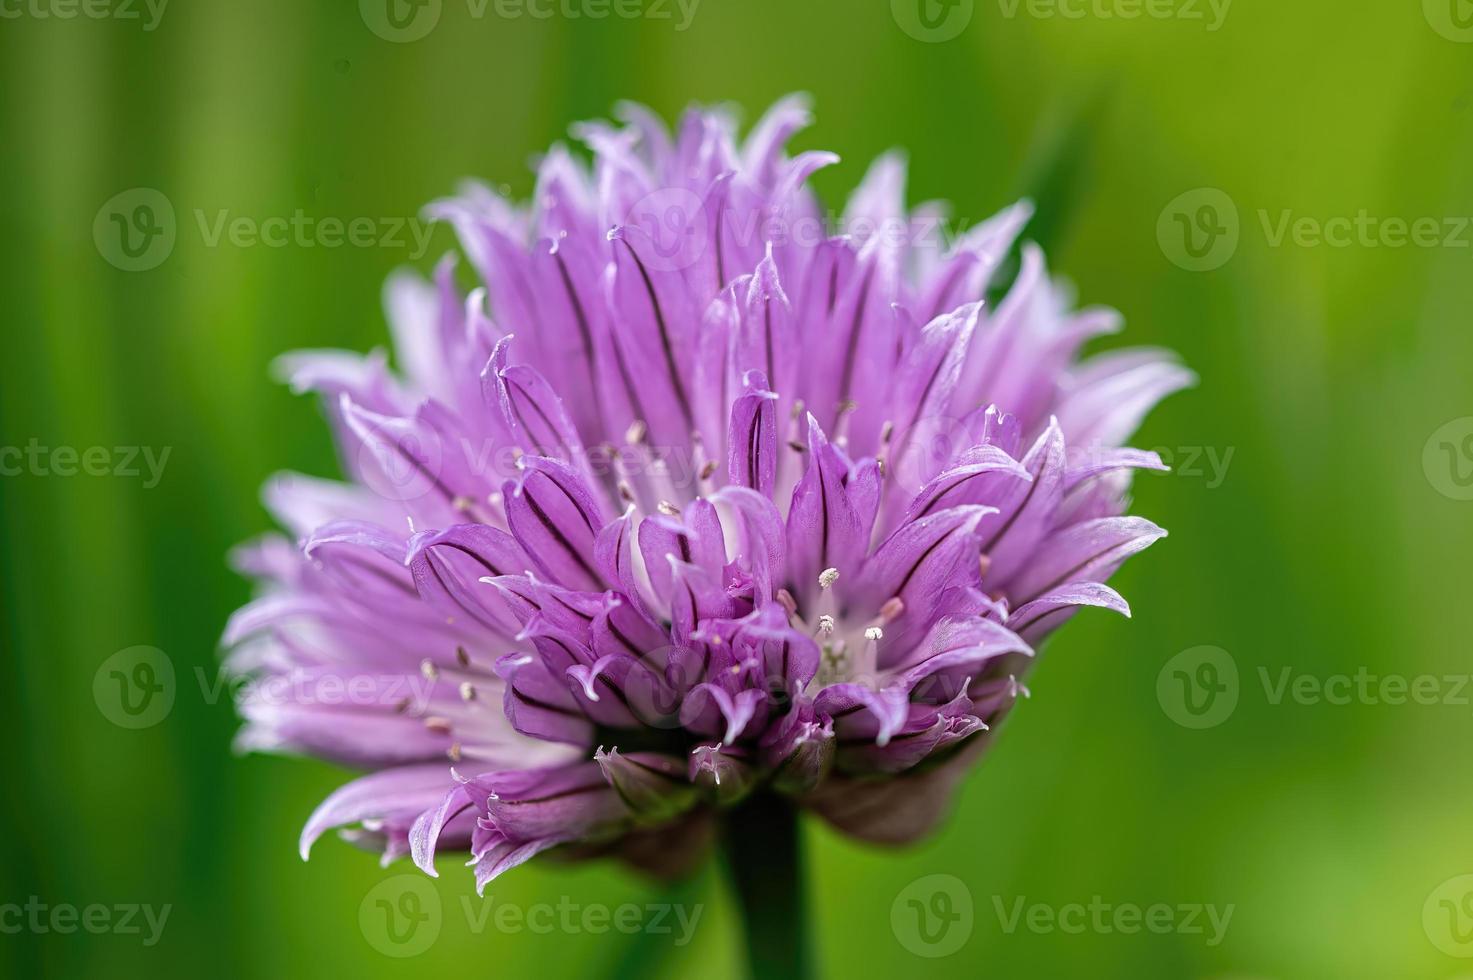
720, 793, 814, 980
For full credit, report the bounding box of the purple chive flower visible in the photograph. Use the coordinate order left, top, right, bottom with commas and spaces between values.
225, 96, 1190, 894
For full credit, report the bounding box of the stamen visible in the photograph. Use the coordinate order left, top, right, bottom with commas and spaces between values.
625, 419, 648, 445
864, 626, 884, 641
879, 596, 906, 623
455, 646, 471, 668
420, 659, 439, 681
424, 716, 452, 735
657, 500, 681, 517
978, 553, 993, 577
818, 567, 840, 590
459, 682, 477, 702
816, 615, 835, 636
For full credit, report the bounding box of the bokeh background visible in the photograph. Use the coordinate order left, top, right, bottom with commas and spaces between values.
3, 0, 1472, 977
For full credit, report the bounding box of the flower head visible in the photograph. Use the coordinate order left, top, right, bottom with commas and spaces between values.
226, 95, 1190, 890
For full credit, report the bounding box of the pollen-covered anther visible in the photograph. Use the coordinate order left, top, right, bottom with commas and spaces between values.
459, 681, 477, 702
818, 567, 840, 590
816, 615, 835, 636
420, 659, 439, 681
447, 743, 462, 762
657, 500, 681, 517
625, 419, 648, 445
864, 626, 884, 641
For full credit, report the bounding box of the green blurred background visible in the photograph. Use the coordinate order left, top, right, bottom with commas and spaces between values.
3, 0, 1472, 976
